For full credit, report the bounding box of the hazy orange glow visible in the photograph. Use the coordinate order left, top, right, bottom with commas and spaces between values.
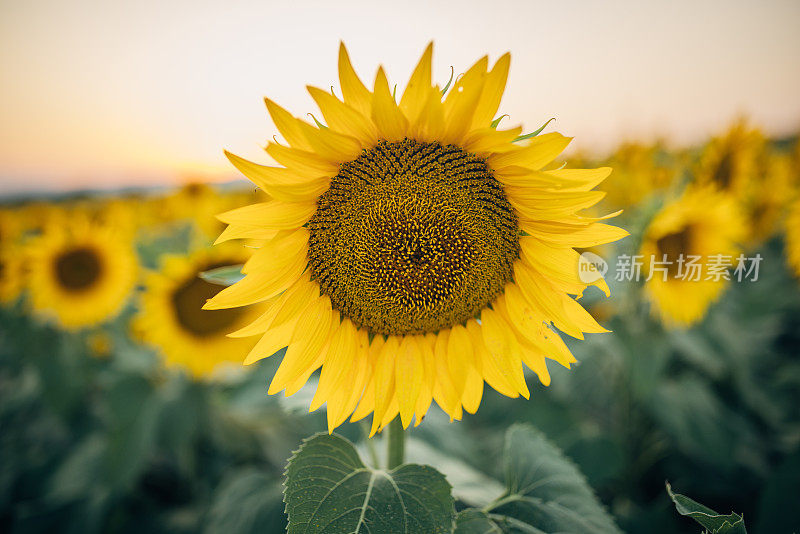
1, 0, 799, 194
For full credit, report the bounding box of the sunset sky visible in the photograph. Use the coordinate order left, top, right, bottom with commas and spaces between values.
1, 0, 799, 195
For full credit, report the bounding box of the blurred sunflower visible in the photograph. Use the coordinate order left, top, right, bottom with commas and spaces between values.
640, 187, 743, 327
742, 150, 793, 246
695, 120, 765, 197
26, 218, 138, 329
133, 246, 260, 378
207, 43, 627, 433
0, 208, 23, 247
602, 142, 676, 210
786, 196, 800, 279
164, 181, 236, 240
0, 245, 25, 304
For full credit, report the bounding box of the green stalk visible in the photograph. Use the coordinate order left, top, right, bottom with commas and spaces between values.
385, 416, 406, 470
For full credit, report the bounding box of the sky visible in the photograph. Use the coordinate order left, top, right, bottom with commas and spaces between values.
1, 0, 799, 195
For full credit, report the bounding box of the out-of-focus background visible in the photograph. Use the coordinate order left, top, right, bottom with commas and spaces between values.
1, 1, 799, 533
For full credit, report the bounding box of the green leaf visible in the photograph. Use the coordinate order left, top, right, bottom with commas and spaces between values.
512, 118, 555, 142
441, 66, 455, 96
284, 433, 455, 534
490, 115, 509, 129
455, 509, 505, 533
199, 264, 244, 286
666, 482, 747, 534
485, 424, 621, 534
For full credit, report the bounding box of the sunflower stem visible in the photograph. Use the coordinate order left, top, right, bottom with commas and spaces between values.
386, 417, 406, 470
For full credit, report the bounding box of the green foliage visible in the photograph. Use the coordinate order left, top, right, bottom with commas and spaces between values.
667, 483, 747, 534
456, 424, 620, 534
283, 433, 455, 534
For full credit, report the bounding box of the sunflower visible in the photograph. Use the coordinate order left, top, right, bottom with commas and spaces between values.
0, 244, 25, 304
742, 150, 793, 246
206, 43, 627, 433
640, 186, 744, 327
694, 120, 765, 197
133, 246, 261, 378
26, 217, 138, 329
0, 207, 23, 248
162, 181, 245, 241
786, 196, 800, 279
602, 142, 677, 210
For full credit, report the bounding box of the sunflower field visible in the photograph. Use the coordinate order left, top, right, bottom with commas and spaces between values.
2, 47, 800, 534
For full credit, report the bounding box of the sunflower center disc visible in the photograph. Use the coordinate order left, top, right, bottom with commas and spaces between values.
172, 263, 246, 337
307, 139, 519, 335
55, 247, 102, 291
656, 227, 693, 277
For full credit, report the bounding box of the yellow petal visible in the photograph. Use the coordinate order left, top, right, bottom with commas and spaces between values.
395, 336, 424, 428
264, 97, 313, 151
412, 86, 446, 142
462, 126, 522, 155
242, 228, 308, 274
242, 317, 298, 365
307, 86, 377, 146
462, 366, 484, 414
441, 57, 487, 145
413, 333, 436, 426
351, 334, 384, 423
216, 201, 316, 231
265, 142, 339, 175
446, 324, 472, 404
203, 251, 306, 310
471, 52, 510, 129
432, 329, 461, 419
228, 272, 314, 338
268, 296, 333, 394
214, 224, 279, 245
298, 121, 362, 163
371, 67, 409, 142
370, 335, 399, 436
310, 318, 357, 411
338, 42, 372, 117
399, 42, 433, 124
521, 220, 629, 248
466, 318, 520, 399
488, 132, 572, 170
511, 190, 607, 221
478, 310, 529, 398
224, 151, 328, 203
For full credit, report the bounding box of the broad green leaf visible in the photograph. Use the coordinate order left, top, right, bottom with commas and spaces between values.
405, 438, 505, 508
284, 433, 455, 534
200, 264, 244, 286
454, 509, 505, 533
666, 483, 747, 534
485, 424, 621, 534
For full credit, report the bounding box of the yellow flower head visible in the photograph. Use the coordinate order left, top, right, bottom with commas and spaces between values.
207, 43, 627, 433
695, 120, 765, 197
134, 246, 261, 379
640, 186, 744, 327
26, 216, 138, 329
786, 196, 800, 279
741, 149, 793, 247
0, 244, 25, 304
602, 142, 676, 210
